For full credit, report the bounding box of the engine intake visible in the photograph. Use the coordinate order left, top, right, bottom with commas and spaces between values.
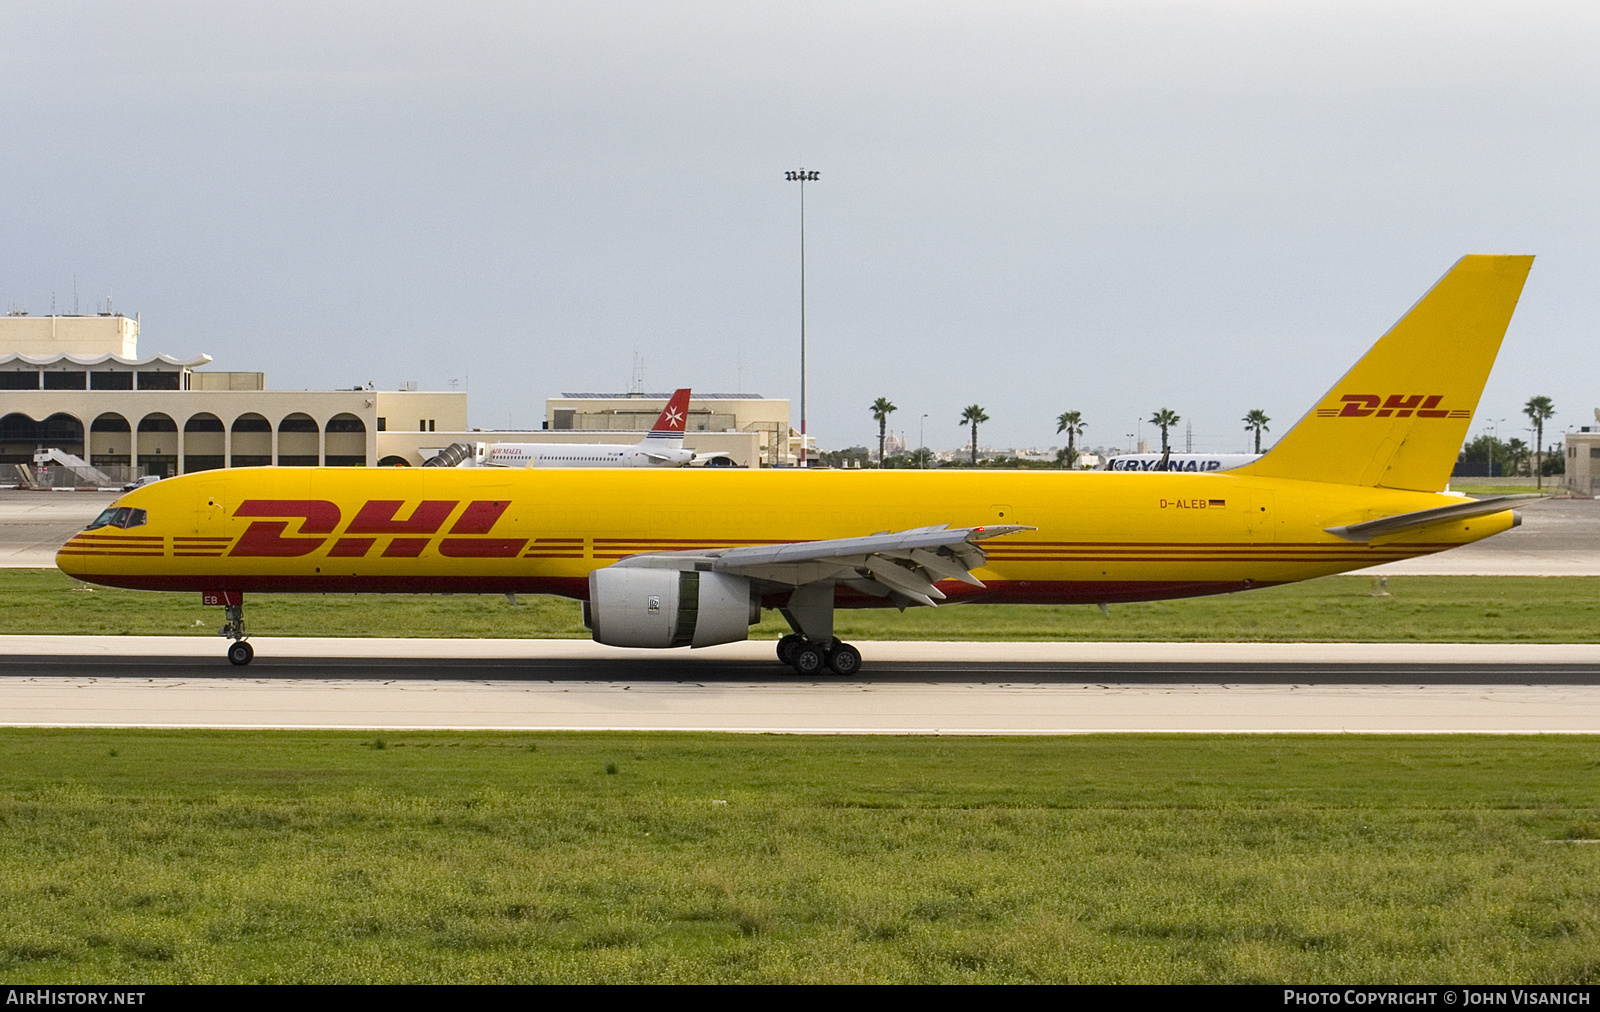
587, 567, 758, 648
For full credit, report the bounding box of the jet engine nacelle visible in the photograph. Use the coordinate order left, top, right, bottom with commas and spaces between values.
586, 567, 759, 648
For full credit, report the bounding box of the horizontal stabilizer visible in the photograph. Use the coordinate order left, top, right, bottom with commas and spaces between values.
1325, 495, 1540, 542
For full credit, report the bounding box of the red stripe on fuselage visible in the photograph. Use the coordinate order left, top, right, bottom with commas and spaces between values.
438, 538, 527, 558
71, 574, 1279, 606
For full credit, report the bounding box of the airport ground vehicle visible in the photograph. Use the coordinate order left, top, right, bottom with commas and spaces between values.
57, 256, 1535, 671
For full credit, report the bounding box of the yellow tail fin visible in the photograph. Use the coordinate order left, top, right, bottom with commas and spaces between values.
1242, 254, 1534, 492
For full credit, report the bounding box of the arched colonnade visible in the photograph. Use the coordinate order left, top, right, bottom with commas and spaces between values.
0, 410, 369, 476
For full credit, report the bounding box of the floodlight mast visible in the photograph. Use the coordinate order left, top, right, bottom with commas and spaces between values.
785, 168, 820, 466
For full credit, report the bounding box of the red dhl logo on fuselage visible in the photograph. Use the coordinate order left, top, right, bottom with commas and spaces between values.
1314, 395, 1471, 419
229, 499, 526, 558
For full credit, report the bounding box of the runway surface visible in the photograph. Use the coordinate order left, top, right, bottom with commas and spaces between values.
4, 637, 1600, 734
4, 487, 1595, 733
3, 488, 1597, 574
0, 490, 120, 568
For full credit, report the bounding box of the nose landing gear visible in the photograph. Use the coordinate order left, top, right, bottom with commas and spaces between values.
204, 591, 252, 666
220, 603, 252, 666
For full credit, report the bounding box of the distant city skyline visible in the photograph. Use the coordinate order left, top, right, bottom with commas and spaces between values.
3, 2, 1593, 454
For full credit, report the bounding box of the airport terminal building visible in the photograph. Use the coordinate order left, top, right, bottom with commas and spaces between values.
0, 313, 789, 482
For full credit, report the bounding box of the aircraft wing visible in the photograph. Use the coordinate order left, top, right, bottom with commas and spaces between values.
612, 523, 1032, 607
1325, 494, 1542, 542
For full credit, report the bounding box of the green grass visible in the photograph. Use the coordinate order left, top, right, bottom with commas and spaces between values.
8, 569, 1599, 641
2, 730, 1599, 983
1449, 484, 1546, 495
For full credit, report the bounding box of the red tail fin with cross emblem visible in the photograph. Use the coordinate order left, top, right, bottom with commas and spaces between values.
646, 389, 692, 441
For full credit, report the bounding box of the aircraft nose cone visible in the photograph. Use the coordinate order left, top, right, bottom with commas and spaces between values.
54, 531, 101, 581
55, 546, 83, 578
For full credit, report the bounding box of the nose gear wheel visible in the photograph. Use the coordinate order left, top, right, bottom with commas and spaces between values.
219, 602, 252, 665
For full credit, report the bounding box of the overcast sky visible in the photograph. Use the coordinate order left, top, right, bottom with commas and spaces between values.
2, 2, 1596, 453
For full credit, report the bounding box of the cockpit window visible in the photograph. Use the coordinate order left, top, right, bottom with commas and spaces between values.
86, 507, 148, 531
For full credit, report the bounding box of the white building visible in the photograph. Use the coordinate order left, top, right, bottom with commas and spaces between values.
1564, 413, 1600, 496
1, 313, 466, 479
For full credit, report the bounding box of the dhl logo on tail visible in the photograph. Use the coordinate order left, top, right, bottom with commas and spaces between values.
1315, 394, 1473, 419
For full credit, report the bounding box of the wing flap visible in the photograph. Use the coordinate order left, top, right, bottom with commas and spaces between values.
906, 547, 985, 587
710, 523, 1029, 569
610, 523, 1032, 605
861, 557, 945, 604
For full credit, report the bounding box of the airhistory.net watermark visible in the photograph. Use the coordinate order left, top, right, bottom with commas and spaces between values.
5, 993, 145, 1006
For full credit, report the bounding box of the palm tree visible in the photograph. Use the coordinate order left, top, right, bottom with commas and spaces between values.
960, 404, 989, 465
1149, 408, 1180, 455
1524, 395, 1555, 490
1055, 410, 1085, 468
1243, 408, 1270, 454
1506, 438, 1530, 477
869, 397, 897, 467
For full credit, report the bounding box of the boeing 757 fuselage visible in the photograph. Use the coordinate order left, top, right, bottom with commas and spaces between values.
58, 255, 1536, 674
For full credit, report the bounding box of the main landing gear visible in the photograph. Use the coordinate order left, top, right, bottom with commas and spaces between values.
775, 582, 861, 675
776, 633, 862, 676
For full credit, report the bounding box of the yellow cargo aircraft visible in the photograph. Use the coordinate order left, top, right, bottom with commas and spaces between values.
58, 255, 1536, 673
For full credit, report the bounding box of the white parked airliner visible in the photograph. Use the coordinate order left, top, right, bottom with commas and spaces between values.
423, 389, 735, 469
